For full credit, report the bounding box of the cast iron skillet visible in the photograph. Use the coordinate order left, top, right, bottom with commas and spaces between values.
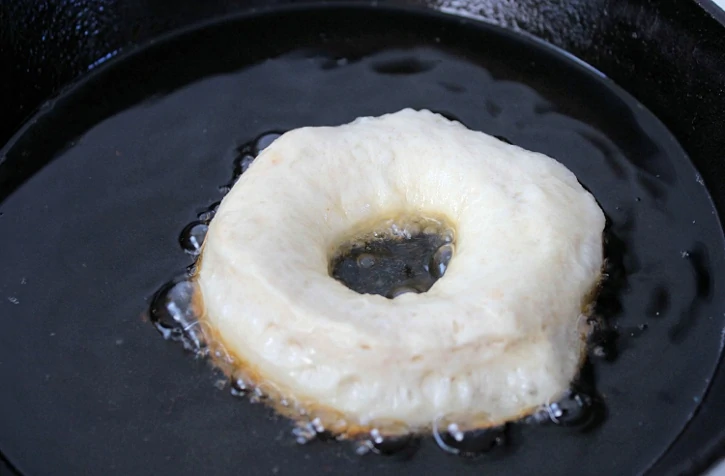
1, 1, 725, 475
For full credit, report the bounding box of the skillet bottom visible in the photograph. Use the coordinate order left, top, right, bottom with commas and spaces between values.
0, 6, 723, 475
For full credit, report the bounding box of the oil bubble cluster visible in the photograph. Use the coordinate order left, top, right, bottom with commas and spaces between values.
330, 215, 457, 299
432, 416, 507, 456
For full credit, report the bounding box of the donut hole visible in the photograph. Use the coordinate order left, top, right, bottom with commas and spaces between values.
329, 215, 456, 299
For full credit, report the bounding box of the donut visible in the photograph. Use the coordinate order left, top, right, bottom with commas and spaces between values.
196, 108, 605, 436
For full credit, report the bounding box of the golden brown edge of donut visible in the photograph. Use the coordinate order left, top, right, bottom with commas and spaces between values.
185, 245, 606, 439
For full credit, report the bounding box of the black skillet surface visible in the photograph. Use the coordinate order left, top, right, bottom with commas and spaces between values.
1, 3, 725, 476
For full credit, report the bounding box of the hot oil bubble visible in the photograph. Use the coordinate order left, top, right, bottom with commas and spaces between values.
149, 277, 205, 354
430, 243, 454, 279
250, 381, 281, 404
234, 154, 256, 176
210, 340, 235, 367
423, 225, 438, 235
293, 422, 318, 445
197, 201, 220, 223
227, 131, 285, 186
307, 410, 349, 441
353, 422, 417, 457
290, 409, 350, 445
588, 319, 619, 361
544, 389, 597, 428
386, 286, 420, 299
179, 221, 209, 255
186, 263, 198, 277
354, 440, 373, 456
254, 132, 283, 156
432, 415, 506, 456
356, 254, 376, 269
250, 386, 267, 404
292, 414, 332, 445
230, 376, 250, 397
368, 425, 417, 457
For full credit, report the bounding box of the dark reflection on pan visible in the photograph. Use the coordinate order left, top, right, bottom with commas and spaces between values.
372, 56, 439, 75
438, 81, 466, 94
646, 285, 671, 318
669, 243, 713, 343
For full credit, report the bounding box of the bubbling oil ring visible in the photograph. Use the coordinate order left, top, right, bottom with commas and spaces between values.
149, 130, 620, 458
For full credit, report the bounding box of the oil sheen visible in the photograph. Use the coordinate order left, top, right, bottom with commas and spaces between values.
1, 9, 723, 476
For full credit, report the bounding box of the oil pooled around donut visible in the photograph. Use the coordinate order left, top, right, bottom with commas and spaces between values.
149, 130, 618, 458
329, 214, 456, 299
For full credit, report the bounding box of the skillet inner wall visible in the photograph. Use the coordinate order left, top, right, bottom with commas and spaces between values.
0, 3, 719, 476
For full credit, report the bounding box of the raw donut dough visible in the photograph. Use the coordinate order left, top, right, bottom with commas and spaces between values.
197, 109, 605, 434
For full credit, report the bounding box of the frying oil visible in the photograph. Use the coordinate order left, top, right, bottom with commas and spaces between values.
150, 130, 614, 458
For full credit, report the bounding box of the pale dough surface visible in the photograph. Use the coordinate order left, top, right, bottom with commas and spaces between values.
197, 109, 605, 432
